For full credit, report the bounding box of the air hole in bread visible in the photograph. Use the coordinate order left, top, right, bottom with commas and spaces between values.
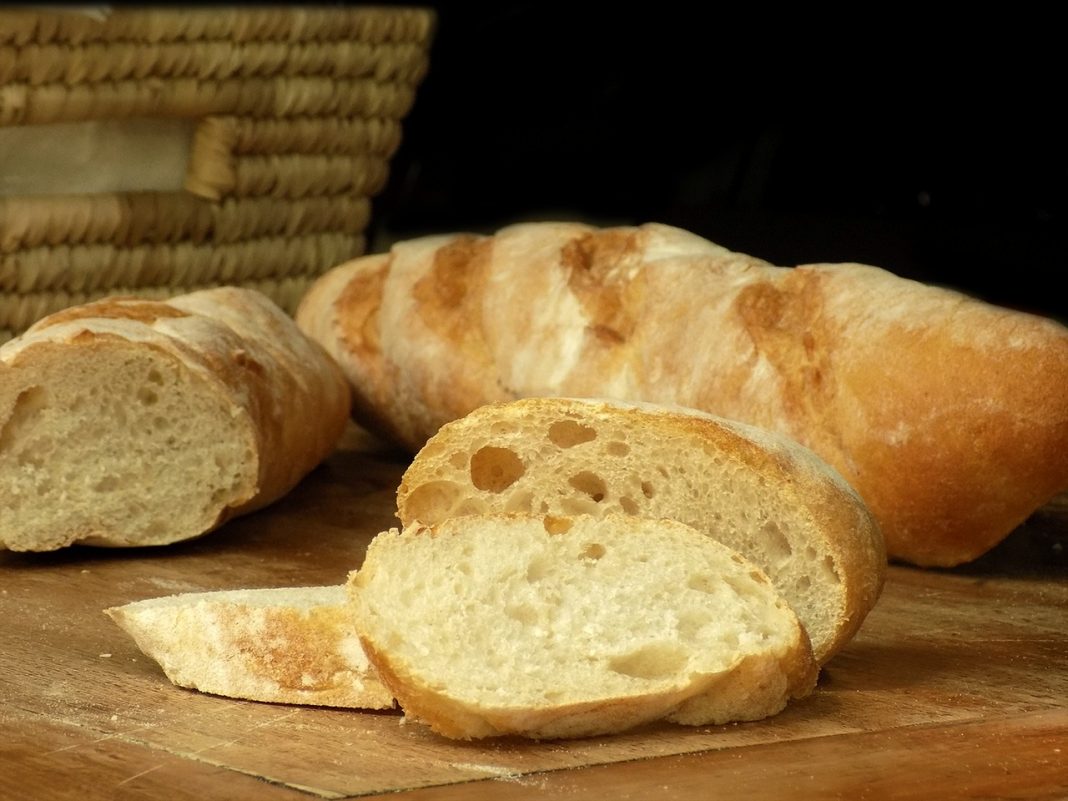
619, 496, 639, 514
640, 481, 655, 499
547, 419, 597, 448
455, 498, 489, 516
605, 441, 629, 457
580, 542, 606, 561
403, 480, 464, 519
821, 555, 840, 585
0, 386, 48, 451
470, 446, 525, 493
568, 471, 606, 502
676, 610, 706, 641
686, 573, 717, 594
542, 515, 573, 535
762, 522, 793, 565
137, 387, 159, 406
503, 489, 535, 513
526, 554, 552, 582
722, 574, 753, 599
92, 475, 119, 492
146, 368, 164, 385
560, 496, 603, 516
449, 451, 467, 469
505, 602, 538, 625
608, 642, 687, 680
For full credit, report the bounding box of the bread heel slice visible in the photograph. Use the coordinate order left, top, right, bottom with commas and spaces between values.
105, 586, 393, 709
348, 513, 818, 741
397, 396, 885, 665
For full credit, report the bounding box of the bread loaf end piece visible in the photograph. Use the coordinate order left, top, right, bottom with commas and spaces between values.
0, 288, 351, 551
397, 397, 885, 666
348, 514, 817, 740
105, 586, 394, 709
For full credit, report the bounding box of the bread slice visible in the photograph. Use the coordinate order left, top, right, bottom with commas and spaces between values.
396, 397, 885, 666
105, 586, 394, 709
0, 287, 351, 551
348, 513, 818, 741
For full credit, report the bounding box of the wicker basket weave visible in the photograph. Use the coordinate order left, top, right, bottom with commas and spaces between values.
0, 6, 434, 342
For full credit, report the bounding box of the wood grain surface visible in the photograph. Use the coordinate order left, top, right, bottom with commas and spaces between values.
2, 425, 1066, 800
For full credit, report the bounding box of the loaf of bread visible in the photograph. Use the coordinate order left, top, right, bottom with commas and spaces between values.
348, 513, 818, 740
0, 286, 350, 551
105, 586, 393, 708
397, 396, 884, 666
295, 222, 1068, 567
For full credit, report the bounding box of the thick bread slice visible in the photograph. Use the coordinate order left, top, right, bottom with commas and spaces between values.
105, 586, 393, 709
0, 287, 351, 551
348, 513, 818, 740
295, 220, 1068, 567
397, 397, 885, 666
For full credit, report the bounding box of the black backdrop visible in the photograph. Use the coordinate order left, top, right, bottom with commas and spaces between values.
369, 4, 1066, 322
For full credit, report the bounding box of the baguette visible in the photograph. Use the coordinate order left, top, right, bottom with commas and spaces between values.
348, 513, 818, 740
105, 586, 393, 709
295, 221, 1068, 567
397, 396, 884, 666
0, 286, 350, 551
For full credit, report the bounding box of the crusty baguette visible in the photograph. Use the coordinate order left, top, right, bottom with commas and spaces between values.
105, 586, 393, 709
397, 396, 884, 666
295, 221, 1068, 567
348, 513, 818, 740
0, 286, 350, 551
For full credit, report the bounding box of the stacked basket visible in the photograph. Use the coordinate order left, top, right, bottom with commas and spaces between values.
0, 6, 435, 342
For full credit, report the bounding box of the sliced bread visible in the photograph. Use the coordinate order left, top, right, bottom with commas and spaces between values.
0, 287, 351, 551
105, 586, 393, 709
348, 513, 817, 740
396, 397, 885, 665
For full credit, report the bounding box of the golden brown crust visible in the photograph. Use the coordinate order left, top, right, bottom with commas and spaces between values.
296, 221, 1068, 567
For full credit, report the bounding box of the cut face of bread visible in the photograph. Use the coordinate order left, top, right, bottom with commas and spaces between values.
396, 397, 886, 665
105, 586, 394, 709
0, 338, 256, 550
1, 287, 351, 552
348, 513, 817, 741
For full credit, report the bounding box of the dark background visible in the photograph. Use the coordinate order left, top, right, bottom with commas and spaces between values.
369, 5, 1066, 323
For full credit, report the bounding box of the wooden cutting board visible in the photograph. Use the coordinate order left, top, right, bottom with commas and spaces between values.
2, 425, 1067, 800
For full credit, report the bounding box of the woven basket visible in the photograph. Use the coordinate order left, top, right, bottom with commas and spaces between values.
0, 6, 434, 343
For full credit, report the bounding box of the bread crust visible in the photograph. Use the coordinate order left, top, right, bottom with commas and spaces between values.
0, 287, 351, 550
297, 222, 1068, 567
